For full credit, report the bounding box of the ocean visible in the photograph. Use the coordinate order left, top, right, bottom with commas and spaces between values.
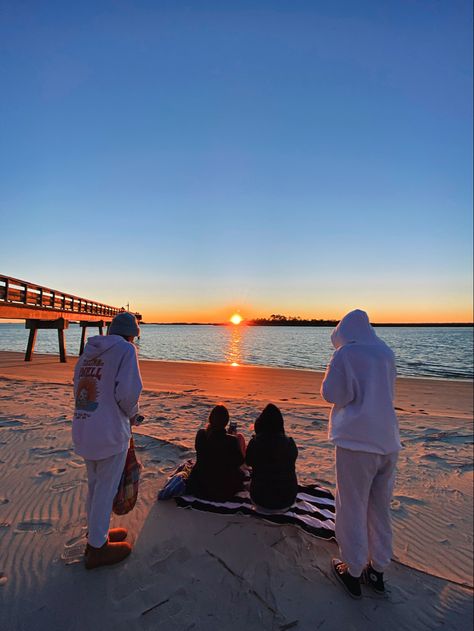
0, 323, 472, 380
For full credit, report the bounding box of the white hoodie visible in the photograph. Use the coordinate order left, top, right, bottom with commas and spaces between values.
321, 310, 401, 455
72, 335, 143, 460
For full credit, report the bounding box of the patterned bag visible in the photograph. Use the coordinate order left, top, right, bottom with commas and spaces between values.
112, 437, 142, 515
157, 459, 194, 500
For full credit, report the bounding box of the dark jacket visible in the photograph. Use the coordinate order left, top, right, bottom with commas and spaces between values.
186, 428, 245, 501
245, 433, 298, 509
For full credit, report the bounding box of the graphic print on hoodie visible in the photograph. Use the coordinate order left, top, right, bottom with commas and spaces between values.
73, 335, 143, 461
321, 310, 401, 455
75, 357, 103, 412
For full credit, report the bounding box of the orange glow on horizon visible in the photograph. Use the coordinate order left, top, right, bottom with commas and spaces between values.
138, 307, 473, 324
136, 300, 473, 325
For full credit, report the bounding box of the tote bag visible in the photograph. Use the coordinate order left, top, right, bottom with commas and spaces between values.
113, 436, 142, 515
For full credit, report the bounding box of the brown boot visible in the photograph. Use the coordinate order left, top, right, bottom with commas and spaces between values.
84, 528, 128, 555
84, 541, 132, 570
108, 527, 128, 542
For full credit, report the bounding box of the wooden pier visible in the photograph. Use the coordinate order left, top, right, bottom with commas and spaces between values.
0, 275, 141, 362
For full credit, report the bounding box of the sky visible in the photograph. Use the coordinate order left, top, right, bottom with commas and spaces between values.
1, 0, 472, 323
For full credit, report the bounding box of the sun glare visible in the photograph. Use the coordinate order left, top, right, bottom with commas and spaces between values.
230, 313, 243, 325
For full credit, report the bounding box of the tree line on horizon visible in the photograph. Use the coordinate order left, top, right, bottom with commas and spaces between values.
247, 314, 338, 327
245, 315, 472, 327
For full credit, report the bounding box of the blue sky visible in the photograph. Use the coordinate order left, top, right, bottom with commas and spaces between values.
1, 1, 472, 321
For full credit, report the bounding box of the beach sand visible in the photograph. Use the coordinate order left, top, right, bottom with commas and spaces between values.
0, 350, 472, 630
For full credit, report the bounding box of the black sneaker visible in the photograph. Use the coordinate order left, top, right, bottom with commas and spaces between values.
332, 559, 362, 599
362, 563, 385, 594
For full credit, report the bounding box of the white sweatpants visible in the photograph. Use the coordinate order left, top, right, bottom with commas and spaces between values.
85, 450, 128, 548
335, 446, 398, 578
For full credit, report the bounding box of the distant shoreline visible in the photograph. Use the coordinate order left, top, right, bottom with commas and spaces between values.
0, 321, 472, 328
139, 322, 473, 327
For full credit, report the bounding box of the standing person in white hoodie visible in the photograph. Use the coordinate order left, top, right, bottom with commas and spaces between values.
73, 312, 142, 569
321, 310, 401, 599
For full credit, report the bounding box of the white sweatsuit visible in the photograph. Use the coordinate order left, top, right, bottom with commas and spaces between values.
321, 310, 401, 577
73, 335, 143, 547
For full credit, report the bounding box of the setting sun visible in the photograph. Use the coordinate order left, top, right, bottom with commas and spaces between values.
230, 313, 243, 325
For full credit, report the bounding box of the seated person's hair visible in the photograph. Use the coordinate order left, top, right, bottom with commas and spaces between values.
206, 404, 230, 433
254, 403, 284, 435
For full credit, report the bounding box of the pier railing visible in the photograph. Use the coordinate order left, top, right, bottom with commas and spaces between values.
0, 275, 122, 319
0, 274, 142, 362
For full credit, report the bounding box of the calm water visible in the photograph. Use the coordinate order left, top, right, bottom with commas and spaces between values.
0, 323, 472, 380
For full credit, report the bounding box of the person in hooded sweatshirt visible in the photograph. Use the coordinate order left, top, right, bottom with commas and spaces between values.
321, 309, 401, 599
245, 404, 298, 511
72, 312, 142, 570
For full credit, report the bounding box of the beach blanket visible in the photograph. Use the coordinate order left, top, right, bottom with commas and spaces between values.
172, 468, 336, 540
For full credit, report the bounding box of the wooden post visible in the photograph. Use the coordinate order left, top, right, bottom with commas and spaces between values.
79, 325, 87, 355
58, 328, 66, 363
25, 318, 69, 362
25, 328, 38, 361
79, 320, 108, 355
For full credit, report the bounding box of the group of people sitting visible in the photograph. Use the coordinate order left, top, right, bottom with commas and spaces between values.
186, 402, 298, 511
72, 309, 401, 601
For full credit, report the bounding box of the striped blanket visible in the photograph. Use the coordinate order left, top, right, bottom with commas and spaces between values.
175, 482, 336, 540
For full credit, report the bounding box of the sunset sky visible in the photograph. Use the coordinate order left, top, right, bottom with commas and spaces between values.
1, 1, 472, 323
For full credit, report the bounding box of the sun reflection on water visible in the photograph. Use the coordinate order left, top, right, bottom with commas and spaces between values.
226, 325, 243, 366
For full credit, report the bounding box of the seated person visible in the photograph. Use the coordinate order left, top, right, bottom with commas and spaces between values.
246, 404, 298, 511
186, 405, 245, 501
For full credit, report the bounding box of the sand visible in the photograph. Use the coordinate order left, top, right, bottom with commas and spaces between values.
0, 350, 472, 630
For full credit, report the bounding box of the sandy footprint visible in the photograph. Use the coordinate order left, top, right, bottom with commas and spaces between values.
393, 495, 425, 506
419, 453, 451, 469
0, 419, 24, 428
30, 447, 72, 458
14, 519, 54, 534
61, 543, 86, 565
51, 479, 83, 493
67, 459, 85, 469
36, 467, 67, 479
64, 528, 87, 549
61, 530, 87, 565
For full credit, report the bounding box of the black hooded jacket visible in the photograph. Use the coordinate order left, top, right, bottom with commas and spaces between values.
245, 432, 298, 509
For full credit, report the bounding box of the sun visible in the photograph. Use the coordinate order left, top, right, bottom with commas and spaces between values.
230, 313, 243, 325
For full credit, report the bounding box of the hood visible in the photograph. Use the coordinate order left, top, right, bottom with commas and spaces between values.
82, 334, 125, 359
254, 403, 285, 435
331, 309, 379, 349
